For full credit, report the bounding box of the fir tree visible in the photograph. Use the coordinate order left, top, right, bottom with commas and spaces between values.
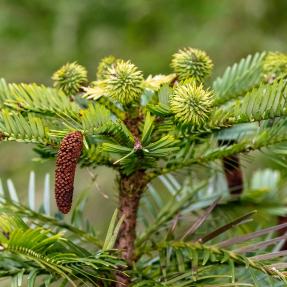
1, 48, 287, 286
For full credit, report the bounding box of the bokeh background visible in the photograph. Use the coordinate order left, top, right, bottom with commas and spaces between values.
0, 0, 287, 232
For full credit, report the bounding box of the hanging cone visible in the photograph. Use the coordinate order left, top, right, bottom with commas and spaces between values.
55, 131, 83, 214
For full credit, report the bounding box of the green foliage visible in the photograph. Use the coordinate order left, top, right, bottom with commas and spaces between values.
2, 171, 287, 286
80, 102, 111, 133
3, 82, 80, 118
134, 182, 287, 286
0, 174, 127, 286
231, 80, 287, 123
213, 52, 266, 105
0, 215, 123, 286
135, 241, 286, 286
0, 110, 52, 144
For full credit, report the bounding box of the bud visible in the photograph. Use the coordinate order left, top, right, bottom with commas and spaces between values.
171, 47, 213, 82
97, 55, 119, 80
52, 62, 88, 96
105, 60, 144, 105
55, 131, 83, 214
170, 81, 213, 128
263, 52, 287, 82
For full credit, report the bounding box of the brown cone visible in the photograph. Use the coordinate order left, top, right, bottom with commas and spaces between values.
55, 131, 83, 214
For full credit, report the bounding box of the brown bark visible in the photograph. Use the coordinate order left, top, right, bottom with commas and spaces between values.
278, 216, 287, 250
124, 114, 143, 138
219, 140, 244, 195
113, 111, 146, 286
115, 170, 148, 287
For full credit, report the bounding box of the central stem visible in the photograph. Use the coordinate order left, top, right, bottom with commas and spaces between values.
113, 110, 146, 286
115, 170, 147, 287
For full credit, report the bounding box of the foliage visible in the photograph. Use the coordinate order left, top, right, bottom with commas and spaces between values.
0, 173, 124, 286
1, 173, 287, 286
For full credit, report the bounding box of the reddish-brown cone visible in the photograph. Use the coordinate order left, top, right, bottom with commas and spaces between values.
55, 131, 83, 214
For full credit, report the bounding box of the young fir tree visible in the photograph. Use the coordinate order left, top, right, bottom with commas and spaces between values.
0, 48, 287, 286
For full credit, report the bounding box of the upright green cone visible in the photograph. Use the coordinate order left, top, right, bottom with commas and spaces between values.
97, 55, 119, 80
52, 62, 88, 96
171, 47, 213, 82
170, 81, 213, 128
105, 60, 144, 105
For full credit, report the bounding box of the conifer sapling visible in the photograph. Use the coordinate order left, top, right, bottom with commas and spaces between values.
1, 47, 287, 287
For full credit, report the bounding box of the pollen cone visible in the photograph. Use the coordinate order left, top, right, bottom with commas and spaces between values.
55, 131, 83, 214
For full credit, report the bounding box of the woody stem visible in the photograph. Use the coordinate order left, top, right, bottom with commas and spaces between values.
115, 170, 147, 287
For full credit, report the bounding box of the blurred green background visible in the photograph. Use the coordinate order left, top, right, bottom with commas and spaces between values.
1, 0, 287, 83
0, 0, 287, 231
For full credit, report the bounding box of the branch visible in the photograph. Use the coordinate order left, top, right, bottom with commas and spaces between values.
154, 122, 287, 178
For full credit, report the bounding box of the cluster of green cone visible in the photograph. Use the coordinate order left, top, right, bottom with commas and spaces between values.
52, 47, 214, 129
52, 47, 287, 135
